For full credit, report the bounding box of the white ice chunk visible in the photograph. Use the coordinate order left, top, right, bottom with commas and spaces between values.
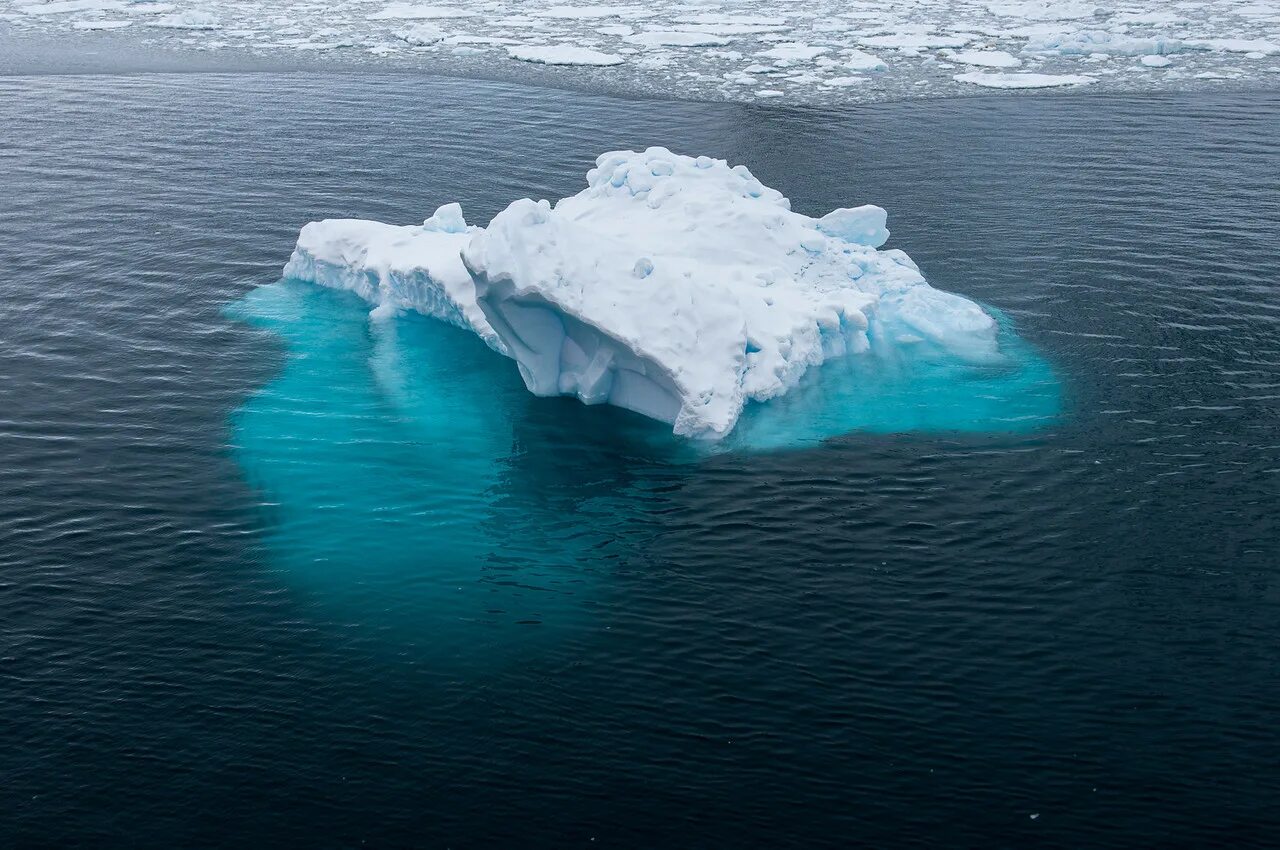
860, 31, 971, 51
19, 0, 126, 13
949, 49, 1021, 68
625, 30, 731, 48
985, 0, 1099, 21
534, 5, 648, 19
148, 9, 219, 29
759, 42, 829, 61
395, 23, 446, 45
1194, 38, 1280, 55
283, 208, 500, 348
842, 48, 888, 71
368, 4, 477, 20
816, 206, 889, 248
954, 71, 1097, 88
506, 44, 624, 65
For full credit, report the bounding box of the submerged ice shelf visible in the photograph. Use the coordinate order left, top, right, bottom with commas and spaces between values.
283, 148, 1053, 443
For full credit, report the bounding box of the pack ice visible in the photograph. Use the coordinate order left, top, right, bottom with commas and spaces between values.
283, 148, 1000, 440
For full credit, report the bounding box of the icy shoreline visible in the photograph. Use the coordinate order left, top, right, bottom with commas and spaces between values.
3, 0, 1279, 105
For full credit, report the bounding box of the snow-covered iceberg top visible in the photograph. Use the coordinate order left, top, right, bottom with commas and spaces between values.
284, 147, 1001, 440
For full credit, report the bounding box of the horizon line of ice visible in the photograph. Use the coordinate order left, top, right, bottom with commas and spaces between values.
282, 147, 1001, 440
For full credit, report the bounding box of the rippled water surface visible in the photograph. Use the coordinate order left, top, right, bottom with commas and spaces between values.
2, 74, 1278, 847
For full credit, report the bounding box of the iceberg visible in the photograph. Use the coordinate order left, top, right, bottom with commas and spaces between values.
284, 148, 1005, 441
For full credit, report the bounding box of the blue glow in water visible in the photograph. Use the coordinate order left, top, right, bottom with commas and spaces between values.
729, 308, 1061, 451
227, 280, 1060, 639
226, 280, 663, 653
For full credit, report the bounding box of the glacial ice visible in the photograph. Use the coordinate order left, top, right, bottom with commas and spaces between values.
284, 149, 1010, 441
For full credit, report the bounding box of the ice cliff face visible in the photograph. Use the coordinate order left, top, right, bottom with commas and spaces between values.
284, 148, 1000, 440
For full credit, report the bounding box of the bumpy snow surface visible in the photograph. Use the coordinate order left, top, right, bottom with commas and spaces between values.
4, 0, 1279, 103
284, 148, 1003, 440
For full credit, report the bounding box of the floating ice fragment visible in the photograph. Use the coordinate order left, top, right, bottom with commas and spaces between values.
954, 71, 1097, 88
395, 23, 445, 45
368, 3, 476, 20
949, 49, 1021, 68
842, 48, 887, 71
625, 30, 731, 48
148, 9, 219, 29
506, 44, 625, 65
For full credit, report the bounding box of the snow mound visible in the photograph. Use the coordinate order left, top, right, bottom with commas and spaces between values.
284, 149, 1002, 440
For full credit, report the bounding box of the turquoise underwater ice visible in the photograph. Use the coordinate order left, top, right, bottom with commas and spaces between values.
227, 280, 1060, 642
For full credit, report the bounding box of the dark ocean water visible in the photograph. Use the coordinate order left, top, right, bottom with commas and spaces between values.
2, 74, 1278, 847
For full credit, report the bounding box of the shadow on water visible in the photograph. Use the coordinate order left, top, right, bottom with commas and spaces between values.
226, 277, 1062, 652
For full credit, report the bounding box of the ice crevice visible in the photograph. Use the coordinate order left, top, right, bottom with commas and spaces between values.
283, 147, 1004, 440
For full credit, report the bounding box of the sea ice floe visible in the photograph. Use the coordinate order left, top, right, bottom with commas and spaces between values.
948, 49, 1021, 67
395, 23, 445, 45
505, 44, 624, 65
624, 30, 731, 48
285, 148, 1007, 441
15, 0, 1277, 105
841, 48, 888, 71
368, 3, 476, 20
1023, 29, 1185, 56
148, 9, 218, 29
954, 70, 1097, 87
